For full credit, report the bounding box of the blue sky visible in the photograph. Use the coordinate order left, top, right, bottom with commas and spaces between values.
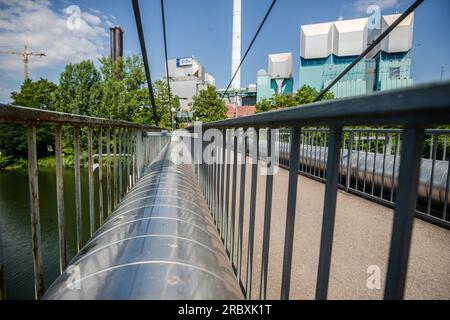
0, 0, 449, 103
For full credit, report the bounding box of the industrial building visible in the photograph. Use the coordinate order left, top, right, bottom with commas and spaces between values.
165, 56, 215, 113
299, 13, 414, 98
257, 53, 294, 102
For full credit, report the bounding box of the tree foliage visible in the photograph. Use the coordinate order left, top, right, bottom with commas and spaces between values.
0, 79, 58, 162
0, 55, 177, 168
191, 85, 226, 122
255, 85, 335, 113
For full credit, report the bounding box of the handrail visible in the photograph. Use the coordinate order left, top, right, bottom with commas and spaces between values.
197, 81, 450, 129
0, 104, 160, 130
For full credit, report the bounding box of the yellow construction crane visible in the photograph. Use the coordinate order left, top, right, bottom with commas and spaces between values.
0, 45, 46, 81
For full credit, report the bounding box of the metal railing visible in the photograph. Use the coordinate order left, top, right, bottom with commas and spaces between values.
193, 81, 450, 300
0, 104, 169, 299
277, 128, 450, 228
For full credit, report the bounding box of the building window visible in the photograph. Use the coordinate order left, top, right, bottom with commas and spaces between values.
389, 67, 400, 79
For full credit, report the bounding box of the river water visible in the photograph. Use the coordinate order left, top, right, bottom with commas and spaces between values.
0, 168, 105, 299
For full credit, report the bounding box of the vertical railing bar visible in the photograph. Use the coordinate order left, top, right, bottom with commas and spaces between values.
308, 131, 313, 174
87, 127, 95, 236
280, 127, 301, 300
26, 123, 44, 299
219, 130, 226, 238
54, 125, 67, 273
443, 136, 447, 161
313, 132, 318, 176
345, 131, 353, 192
230, 132, 238, 263
429, 135, 433, 159
259, 128, 274, 300
73, 126, 82, 251
363, 132, 370, 193
315, 126, 343, 300
106, 127, 112, 216
390, 132, 400, 202
224, 130, 231, 247
113, 127, 118, 208
126, 129, 130, 193
427, 134, 438, 215
384, 126, 424, 300
355, 132, 361, 190
118, 128, 123, 201
245, 129, 259, 300
371, 133, 379, 195
237, 131, 247, 280
380, 133, 389, 199
98, 127, 104, 225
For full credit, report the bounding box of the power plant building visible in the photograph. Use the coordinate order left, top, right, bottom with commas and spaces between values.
299, 13, 414, 98
166, 56, 215, 112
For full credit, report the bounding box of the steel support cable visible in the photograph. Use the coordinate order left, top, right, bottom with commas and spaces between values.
219, 0, 277, 105
160, 0, 173, 121
132, 0, 159, 126
313, 0, 424, 102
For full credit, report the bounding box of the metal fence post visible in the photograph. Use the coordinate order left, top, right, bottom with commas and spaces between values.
280, 127, 301, 300
26, 123, 44, 299
54, 125, 67, 272
345, 131, 353, 192
315, 126, 343, 299
73, 126, 83, 251
384, 126, 425, 300
98, 127, 104, 225
87, 127, 95, 236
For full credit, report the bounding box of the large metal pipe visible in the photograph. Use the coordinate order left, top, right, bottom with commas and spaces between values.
278, 143, 450, 205
43, 140, 243, 300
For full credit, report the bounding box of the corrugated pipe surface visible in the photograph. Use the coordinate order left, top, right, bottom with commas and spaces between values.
44, 140, 243, 300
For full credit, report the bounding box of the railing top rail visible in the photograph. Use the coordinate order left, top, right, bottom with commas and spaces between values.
0, 104, 161, 131
197, 81, 450, 129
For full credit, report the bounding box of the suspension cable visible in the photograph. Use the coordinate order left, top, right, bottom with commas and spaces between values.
132, 0, 159, 125
160, 0, 172, 108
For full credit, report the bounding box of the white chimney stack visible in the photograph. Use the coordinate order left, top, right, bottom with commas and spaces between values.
231, 0, 241, 91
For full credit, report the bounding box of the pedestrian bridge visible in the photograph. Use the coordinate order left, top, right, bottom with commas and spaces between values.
0, 81, 449, 300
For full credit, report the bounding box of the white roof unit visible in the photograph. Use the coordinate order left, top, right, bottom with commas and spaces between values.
380, 13, 414, 53
300, 22, 333, 59
268, 52, 293, 79
332, 18, 368, 57
247, 83, 257, 93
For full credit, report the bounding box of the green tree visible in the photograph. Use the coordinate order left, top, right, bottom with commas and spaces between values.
191, 85, 226, 122
98, 56, 151, 122
52, 60, 102, 115
152, 80, 180, 129
11, 78, 57, 110
0, 79, 58, 162
255, 98, 272, 113
255, 85, 335, 113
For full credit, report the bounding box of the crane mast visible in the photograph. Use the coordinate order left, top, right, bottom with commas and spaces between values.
0, 45, 46, 81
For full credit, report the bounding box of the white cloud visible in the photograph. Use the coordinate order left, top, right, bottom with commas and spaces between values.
0, 0, 109, 81
352, 0, 401, 15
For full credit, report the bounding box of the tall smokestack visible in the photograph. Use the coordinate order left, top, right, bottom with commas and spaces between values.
231, 0, 241, 91
110, 26, 123, 63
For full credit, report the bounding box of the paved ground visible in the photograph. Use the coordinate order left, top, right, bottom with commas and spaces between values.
222, 162, 450, 300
